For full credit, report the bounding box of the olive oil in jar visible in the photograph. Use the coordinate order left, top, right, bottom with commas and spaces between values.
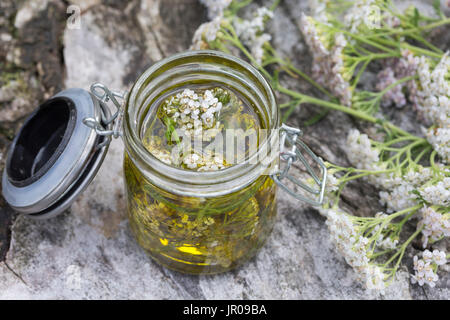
123, 85, 277, 274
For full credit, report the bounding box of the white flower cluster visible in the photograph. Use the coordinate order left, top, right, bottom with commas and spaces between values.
145, 140, 173, 165
152, 88, 232, 171
191, 16, 223, 50
420, 177, 450, 207
182, 152, 226, 171
415, 53, 450, 163
300, 14, 352, 106
199, 0, 231, 19
379, 166, 433, 212
324, 209, 387, 291
233, 7, 274, 64
379, 184, 416, 213
411, 249, 447, 287
418, 207, 450, 248
343, 0, 377, 33
345, 129, 395, 188
345, 129, 447, 212
308, 0, 328, 23
326, 171, 339, 193
376, 68, 407, 108
376, 49, 420, 108
164, 88, 223, 137
426, 127, 450, 164
346, 129, 380, 169
320, 171, 340, 206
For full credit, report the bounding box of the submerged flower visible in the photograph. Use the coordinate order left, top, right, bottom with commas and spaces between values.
183, 152, 201, 169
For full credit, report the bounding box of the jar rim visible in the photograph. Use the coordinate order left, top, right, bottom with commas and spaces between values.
123, 50, 279, 197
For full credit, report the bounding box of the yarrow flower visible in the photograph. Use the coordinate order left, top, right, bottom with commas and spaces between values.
376, 68, 407, 108
182, 151, 227, 171
344, 129, 402, 189
326, 171, 339, 193
418, 206, 450, 248
344, 0, 377, 33
378, 166, 436, 212
345, 129, 380, 169
233, 7, 274, 64
426, 127, 450, 164
375, 49, 420, 108
419, 177, 450, 207
147, 87, 236, 171
308, 0, 329, 23
323, 208, 388, 291
325, 209, 370, 267
163, 88, 224, 136
412, 53, 450, 163
379, 184, 417, 213
300, 14, 353, 106
411, 249, 447, 287
199, 0, 232, 19
191, 16, 224, 50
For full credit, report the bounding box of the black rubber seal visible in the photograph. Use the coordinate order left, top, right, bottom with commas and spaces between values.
27, 134, 106, 218
6, 97, 77, 188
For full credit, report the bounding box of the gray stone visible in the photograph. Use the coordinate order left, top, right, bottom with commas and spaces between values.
0, 0, 448, 299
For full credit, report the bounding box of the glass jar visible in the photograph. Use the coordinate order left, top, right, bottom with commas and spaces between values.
122, 51, 280, 274
2, 50, 326, 275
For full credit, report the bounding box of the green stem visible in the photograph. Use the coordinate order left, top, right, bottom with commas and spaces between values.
351, 59, 370, 90
379, 135, 421, 147
402, 43, 443, 59
270, 0, 281, 11
386, 225, 424, 282
277, 85, 417, 138
339, 169, 396, 183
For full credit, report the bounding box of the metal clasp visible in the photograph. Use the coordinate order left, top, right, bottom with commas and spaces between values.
271, 124, 327, 206
83, 83, 126, 148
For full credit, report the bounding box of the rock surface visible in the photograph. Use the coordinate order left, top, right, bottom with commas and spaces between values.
0, 0, 448, 299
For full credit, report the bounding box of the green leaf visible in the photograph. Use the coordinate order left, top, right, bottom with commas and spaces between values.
163, 116, 180, 145
432, 0, 442, 17
412, 8, 420, 27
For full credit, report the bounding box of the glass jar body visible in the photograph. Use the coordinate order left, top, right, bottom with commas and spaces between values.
124, 154, 277, 274
122, 51, 280, 274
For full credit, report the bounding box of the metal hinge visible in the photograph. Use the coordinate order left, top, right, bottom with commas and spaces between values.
83, 83, 126, 148
271, 124, 327, 206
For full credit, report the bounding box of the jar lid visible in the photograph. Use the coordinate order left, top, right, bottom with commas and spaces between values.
2, 88, 111, 219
